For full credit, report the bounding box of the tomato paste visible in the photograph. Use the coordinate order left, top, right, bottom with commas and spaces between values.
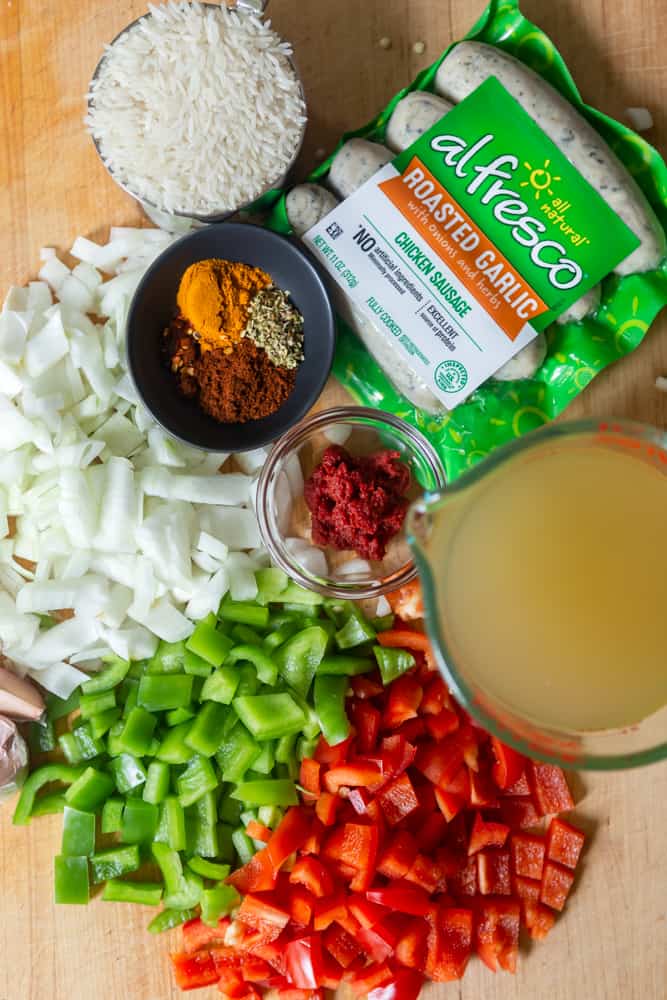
304, 445, 410, 560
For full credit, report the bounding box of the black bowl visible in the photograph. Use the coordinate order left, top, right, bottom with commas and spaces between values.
126, 223, 336, 452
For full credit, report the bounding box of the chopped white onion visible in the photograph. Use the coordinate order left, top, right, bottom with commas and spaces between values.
323, 424, 353, 446
235, 447, 269, 475
375, 595, 392, 617
198, 506, 262, 550
28, 660, 89, 699
227, 553, 259, 601
295, 546, 328, 577
336, 559, 372, 577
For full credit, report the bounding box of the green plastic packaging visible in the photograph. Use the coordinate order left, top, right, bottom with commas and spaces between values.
269, 0, 667, 481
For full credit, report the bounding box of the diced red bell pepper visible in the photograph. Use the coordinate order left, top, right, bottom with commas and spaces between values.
477, 850, 511, 895
301, 818, 325, 856
289, 856, 334, 898
245, 819, 272, 843
287, 885, 316, 927
384, 674, 423, 728
377, 772, 420, 827
250, 937, 288, 977
299, 759, 321, 800
315, 735, 353, 766
357, 923, 395, 963
420, 676, 451, 715
285, 937, 325, 991
377, 830, 418, 879
367, 969, 424, 1000
344, 787, 371, 816
498, 796, 541, 829
416, 811, 448, 853
313, 892, 348, 931
501, 770, 531, 797
318, 952, 344, 990
475, 898, 520, 973
447, 856, 477, 898
528, 762, 575, 816
227, 849, 277, 894
468, 768, 498, 807
377, 628, 431, 655
347, 893, 386, 929
394, 718, 426, 743
404, 853, 445, 895
512, 874, 541, 904
490, 737, 527, 790
323, 823, 378, 893
439, 908, 474, 980
315, 791, 339, 827
510, 833, 546, 880
324, 762, 383, 794
217, 965, 249, 997
546, 817, 585, 869
237, 894, 290, 942
457, 725, 480, 771
540, 860, 575, 911
434, 788, 464, 823
266, 807, 312, 872
425, 708, 460, 741
323, 924, 362, 969
395, 916, 428, 970
276, 990, 323, 1000
351, 675, 384, 699
182, 917, 230, 953
349, 700, 381, 753
467, 811, 510, 856
523, 900, 557, 940
415, 738, 463, 788
379, 735, 417, 781
367, 882, 432, 916
241, 957, 274, 983
347, 962, 393, 996
170, 951, 219, 990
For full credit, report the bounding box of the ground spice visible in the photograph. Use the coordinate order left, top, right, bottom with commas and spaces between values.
196, 339, 295, 423
176, 258, 272, 352
243, 287, 304, 369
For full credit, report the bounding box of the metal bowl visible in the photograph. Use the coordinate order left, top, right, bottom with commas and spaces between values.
87, 0, 306, 229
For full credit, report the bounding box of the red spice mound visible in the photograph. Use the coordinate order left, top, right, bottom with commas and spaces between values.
196, 339, 295, 423
304, 445, 410, 561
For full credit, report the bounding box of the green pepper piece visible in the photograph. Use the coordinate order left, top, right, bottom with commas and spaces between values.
45, 689, 80, 722
62, 805, 96, 857
283, 689, 321, 741
263, 621, 301, 652
323, 598, 357, 628
187, 790, 218, 858
275, 626, 329, 696
31, 792, 67, 817
200, 886, 239, 927
230, 624, 264, 646
106, 720, 126, 757
200, 666, 240, 705
372, 613, 395, 632
127, 660, 148, 679
65, 767, 115, 812
373, 646, 416, 684
119, 679, 139, 717
121, 799, 159, 844
156, 721, 194, 764
219, 794, 242, 825
101, 798, 124, 834
147, 639, 187, 674
90, 845, 140, 883
177, 755, 218, 808
157, 796, 187, 852
185, 702, 228, 757
224, 645, 278, 686
187, 857, 230, 880
255, 567, 289, 605
183, 648, 212, 678
218, 596, 270, 629
81, 657, 130, 694
275, 732, 297, 765
257, 805, 283, 828
297, 736, 319, 762
28, 717, 57, 754
78, 689, 116, 720
232, 827, 255, 865
217, 823, 235, 863
336, 614, 377, 650
251, 741, 276, 775
73, 721, 105, 760
138, 674, 193, 712
317, 654, 373, 676
186, 621, 234, 667
143, 761, 171, 805
235, 664, 259, 697
90, 708, 121, 740
152, 843, 203, 909
58, 732, 85, 765
54, 855, 89, 904
215, 724, 261, 784
118, 706, 158, 756
231, 779, 298, 807
279, 581, 324, 605
165, 706, 197, 726
102, 880, 163, 906
233, 693, 305, 742
147, 907, 193, 934
314, 675, 350, 747
109, 754, 147, 795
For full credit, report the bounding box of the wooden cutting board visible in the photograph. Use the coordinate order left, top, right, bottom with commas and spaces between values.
1, 2, 666, 998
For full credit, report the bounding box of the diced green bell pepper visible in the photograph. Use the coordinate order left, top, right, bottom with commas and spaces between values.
224, 644, 278, 685
147, 907, 193, 934
54, 855, 89, 904
372, 613, 395, 631
218, 596, 270, 629
275, 732, 297, 764
156, 721, 194, 764
263, 621, 301, 651
101, 798, 124, 834
235, 664, 259, 697
217, 823, 236, 863
165, 705, 197, 726
28, 717, 57, 754
65, 767, 115, 812
231, 779, 298, 807
314, 675, 350, 747
89, 708, 121, 740
177, 755, 218, 808
257, 805, 283, 828
31, 793, 66, 817
147, 639, 187, 674
233, 693, 305, 742
215, 723, 261, 784
109, 753, 147, 795
255, 567, 288, 605
183, 648, 213, 677
279, 582, 324, 605
200, 886, 239, 927
78, 689, 116, 719
251, 741, 276, 775
336, 614, 376, 650
186, 620, 233, 667
297, 736, 319, 763
119, 679, 139, 717
230, 624, 264, 647
152, 843, 203, 909
90, 845, 141, 883
58, 732, 85, 765
185, 702, 227, 757
157, 796, 187, 852
102, 880, 163, 906
187, 857, 230, 880
118, 706, 157, 756
121, 799, 159, 844
317, 654, 373, 676
138, 674, 193, 712
275, 626, 329, 696
187, 791, 218, 858
373, 646, 416, 684
62, 806, 96, 857
143, 761, 171, 805
106, 720, 126, 757
45, 689, 80, 721
232, 828, 255, 865
200, 666, 240, 705
81, 657, 130, 694
219, 795, 242, 825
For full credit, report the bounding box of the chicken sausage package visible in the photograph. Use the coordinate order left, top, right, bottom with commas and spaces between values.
268, 0, 667, 480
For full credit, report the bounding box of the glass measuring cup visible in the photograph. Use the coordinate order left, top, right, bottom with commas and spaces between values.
407, 419, 667, 770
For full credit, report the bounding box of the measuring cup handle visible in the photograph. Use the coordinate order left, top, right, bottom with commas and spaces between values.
233, 0, 270, 14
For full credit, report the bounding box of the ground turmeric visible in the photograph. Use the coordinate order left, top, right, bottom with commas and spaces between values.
176, 258, 272, 352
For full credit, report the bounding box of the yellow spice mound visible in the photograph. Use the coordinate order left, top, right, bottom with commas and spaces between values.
176, 258, 272, 352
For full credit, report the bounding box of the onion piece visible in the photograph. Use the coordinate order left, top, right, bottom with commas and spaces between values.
28, 660, 89, 699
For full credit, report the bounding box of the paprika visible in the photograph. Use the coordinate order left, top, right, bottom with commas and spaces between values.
195, 340, 295, 423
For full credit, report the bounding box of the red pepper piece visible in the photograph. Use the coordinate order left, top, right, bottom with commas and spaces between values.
524, 900, 557, 939
377, 628, 431, 654
489, 737, 527, 790
323, 762, 383, 794
347, 962, 393, 996
501, 770, 531, 797
546, 817, 585, 869
276, 989, 323, 1000
394, 717, 427, 743
498, 796, 541, 829
289, 856, 334, 898
477, 850, 511, 895
227, 848, 277, 894
237, 894, 290, 942
323, 823, 378, 892
438, 908, 474, 980
301, 818, 325, 856
299, 759, 321, 800
475, 898, 520, 973
170, 951, 219, 990
434, 788, 464, 823
425, 707, 460, 741
377, 772, 419, 826
347, 893, 386, 929
377, 830, 418, 879
467, 811, 510, 855
415, 737, 463, 787
314, 734, 353, 765
285, 936, 324, 990
318, 952, 344, 990
266, 807, 312, 872
420, 676, 451, 715
357, 924, 395, 963
447, 856, 477, 898
313, 892, 348, 931
528, 761, 575, 816
404, 853, 445, 894
241, 957, 274, 983
323, 924, 362, 969
416, 811, 448, 853
217, 965, 248, 997
251, 937, 288, 977
468, 768, 498, 807
367, 881, 432, 916
182, 917, 230, 953
395, 916, 428, 970
510, 832, 546, 880
540, 860, 575, 911
378, 735, 417, 781
349, 701, 381, 753
245, 819, 272, 843
344, 787, 370, 815
351, 675, 384, 699
367, 969, 424, 1000
384, 674, 423, 728
349, 823, 379, 894
286, 885, 316, 926
314, 791, 339, 827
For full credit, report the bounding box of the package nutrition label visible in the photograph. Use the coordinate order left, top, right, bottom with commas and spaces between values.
304, 77, 639, 408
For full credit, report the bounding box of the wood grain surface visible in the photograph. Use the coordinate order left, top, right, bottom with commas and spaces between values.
1, 2, 666, 998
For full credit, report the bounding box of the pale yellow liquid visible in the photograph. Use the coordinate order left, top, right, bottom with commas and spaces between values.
429, 441, 667, 731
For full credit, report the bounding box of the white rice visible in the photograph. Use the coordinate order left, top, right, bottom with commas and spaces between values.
86, 2, 306, 216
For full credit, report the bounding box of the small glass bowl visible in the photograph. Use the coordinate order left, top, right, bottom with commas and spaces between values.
256, 407, 446, 601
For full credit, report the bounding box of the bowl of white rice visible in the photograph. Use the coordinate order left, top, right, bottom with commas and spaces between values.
86, 1, 307, 227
